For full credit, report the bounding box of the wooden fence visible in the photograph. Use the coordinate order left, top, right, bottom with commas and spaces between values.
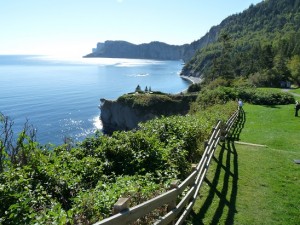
94, 110, 240, 225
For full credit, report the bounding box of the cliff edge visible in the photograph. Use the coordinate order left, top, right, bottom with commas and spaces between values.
85, 41, 185, 60
100, 92, 197, 134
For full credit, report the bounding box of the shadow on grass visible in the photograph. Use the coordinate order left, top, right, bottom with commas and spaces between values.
188, 108, 246, 225
262, 105, 281, 109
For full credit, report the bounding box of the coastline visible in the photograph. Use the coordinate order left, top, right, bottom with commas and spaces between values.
179, 75, 201, 93
180, 75, 201, 84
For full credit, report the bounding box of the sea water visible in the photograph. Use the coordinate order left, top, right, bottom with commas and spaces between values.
0, 55, 189, 145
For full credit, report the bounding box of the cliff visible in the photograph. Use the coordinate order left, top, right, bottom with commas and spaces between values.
85, 41, 185, 60
84, 34, 218, 61
100, 92, 197, 134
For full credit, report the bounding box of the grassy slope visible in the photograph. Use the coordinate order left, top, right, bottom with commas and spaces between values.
187, 104, 300, 225
289, 88, 300, 97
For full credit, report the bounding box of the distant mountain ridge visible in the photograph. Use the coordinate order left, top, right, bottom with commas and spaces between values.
84, 32, 220, 61
85, 40, 184, 60
85, 0, 300, 84
84, 6, 234, 62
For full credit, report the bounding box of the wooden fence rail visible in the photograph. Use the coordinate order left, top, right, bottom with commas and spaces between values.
94, 110, 240, 225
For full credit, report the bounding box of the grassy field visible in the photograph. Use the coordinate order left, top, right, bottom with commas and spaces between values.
187, 104, 300, 225
289, 88, 300, 96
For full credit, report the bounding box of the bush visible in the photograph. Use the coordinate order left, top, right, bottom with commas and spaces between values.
238, 88, 295, 105
117, 92, 196, 115
0, 100, 238, 224
194, 87, 294, 109
195, 87, 238, 109
187, 83, 202, 93
72, 174, 166, 224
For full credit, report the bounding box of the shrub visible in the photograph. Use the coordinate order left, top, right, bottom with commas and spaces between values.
238, 88, 295, 105
0, 100, 238, 224
194, 87, 294, 109
187, 83, 202, 93
195, 87, 238, 109
71, 174, 166, 224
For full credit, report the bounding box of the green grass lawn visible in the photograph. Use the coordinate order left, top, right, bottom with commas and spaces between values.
187, 104, 300, 225
289, 88, 300, 96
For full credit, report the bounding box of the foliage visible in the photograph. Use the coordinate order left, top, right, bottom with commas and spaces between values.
71, 174, 165, 224
0, 114, 38, 172
287, 55, 300, 85
192, 87, 294, 111
135, 84, 142, 92
187, 83, 202, 93
182, 0, 300, 87
0, 101, 237, 224
117, 92, 197, 114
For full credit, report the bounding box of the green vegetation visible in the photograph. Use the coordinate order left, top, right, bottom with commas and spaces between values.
187, 104, 300, 225
187, 83, 202, 93
1, 85, 295, 224
289, 87, 300, 96
182, 0, 300, 87
2, 0, 300, 223
190, 86, 294, 112
0, 101, 237, 224
117, 92, 197, 114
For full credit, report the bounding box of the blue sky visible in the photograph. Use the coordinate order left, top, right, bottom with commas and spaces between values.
0, 0, 262, 56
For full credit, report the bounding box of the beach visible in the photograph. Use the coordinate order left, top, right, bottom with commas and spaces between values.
180, 75, 202, 84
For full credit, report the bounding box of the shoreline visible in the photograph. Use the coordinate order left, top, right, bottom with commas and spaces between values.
179, 75, 202, 93
180, 75, 202, 84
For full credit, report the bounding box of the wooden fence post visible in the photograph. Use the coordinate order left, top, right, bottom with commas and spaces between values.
220, 122, 227, 142
112, 197, 130, 215
167, 180, 179, 212
166, 180, 179, 225
204, 140, 208, 149
191, 164, 197, 171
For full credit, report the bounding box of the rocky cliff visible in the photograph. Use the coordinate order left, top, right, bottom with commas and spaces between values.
100, 93, 197, 134
85, 41, 185, 60
100, 98, 156, 134
84, 31, 219, 61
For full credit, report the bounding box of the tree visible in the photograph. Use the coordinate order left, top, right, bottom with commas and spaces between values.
287, 55, 300, 86
0, 113, 37, 171
135, 84, 142, 92
212, 32, 234, 80
260, 44, 274, 70
273, 53, 290, 81
145, 86, 148, 92
0, 113, 13, 173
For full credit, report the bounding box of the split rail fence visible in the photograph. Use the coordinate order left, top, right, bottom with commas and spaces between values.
94, 110, 240, 225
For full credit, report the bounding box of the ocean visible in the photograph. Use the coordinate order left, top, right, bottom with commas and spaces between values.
0, 55, 189, 145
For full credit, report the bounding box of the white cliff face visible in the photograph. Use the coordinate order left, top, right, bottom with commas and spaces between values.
100, 99, 156, 134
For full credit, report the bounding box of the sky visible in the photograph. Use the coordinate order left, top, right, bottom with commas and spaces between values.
0, 0, 263, 57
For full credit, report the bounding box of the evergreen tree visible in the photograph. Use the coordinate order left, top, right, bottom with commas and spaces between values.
135, 84, 142, 92
287, 55, 300, 85
212, 33, 234, 80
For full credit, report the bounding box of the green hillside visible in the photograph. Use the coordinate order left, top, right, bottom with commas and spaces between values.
182, 0, 300, 87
